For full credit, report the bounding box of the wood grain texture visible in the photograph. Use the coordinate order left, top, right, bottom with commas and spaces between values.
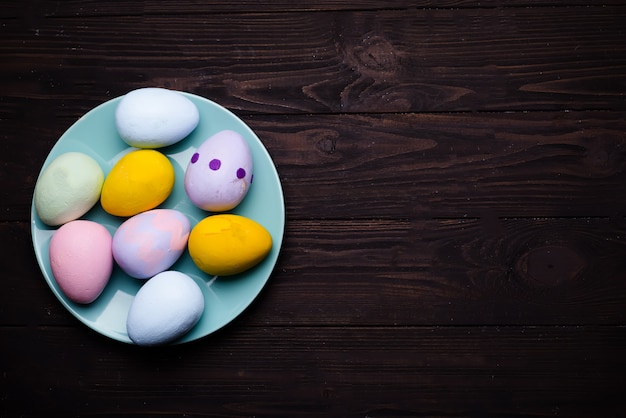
1, 7, 624, 113
249, 111, 626, 219
4, 1, 626, 18
1, 325, 625, 417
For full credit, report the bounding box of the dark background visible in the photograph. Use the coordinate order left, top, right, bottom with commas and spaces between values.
1, 1, 625, 417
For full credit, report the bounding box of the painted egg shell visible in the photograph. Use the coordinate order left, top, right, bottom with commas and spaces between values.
115, 87, 200, 148
100, 149, 175, 217
112, 209, 190, 279
184, 130, 253, 212
126, 271, 205, 346
34, 152, 104, 226
188, 214, 272, 276
49, 220, 113, 304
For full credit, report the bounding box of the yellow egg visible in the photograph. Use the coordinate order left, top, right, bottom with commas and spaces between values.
101, 150, 174, 217
188, 214, 272, 276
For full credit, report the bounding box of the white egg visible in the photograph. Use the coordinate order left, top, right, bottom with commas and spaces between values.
126, 271, 204, 346
115, 87, 199, 148
184, 130, 253, 211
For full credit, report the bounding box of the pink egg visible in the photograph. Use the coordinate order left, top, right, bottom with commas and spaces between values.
49, 220, 113, 304
112, 209, 190, 279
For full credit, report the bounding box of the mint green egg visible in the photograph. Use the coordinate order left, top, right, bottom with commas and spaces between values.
34, 152, 104, 226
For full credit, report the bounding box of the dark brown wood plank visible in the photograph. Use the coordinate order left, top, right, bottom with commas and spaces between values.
250, 112, 626, 219
6, 216, 625, 328
1, 7, 624, 113
4, 1, 626, 18
268, 217, 626, 327
143, 0, 626, 13
0, 221, 69, 326
5, 111, 625, 221
1, 325, 624, 417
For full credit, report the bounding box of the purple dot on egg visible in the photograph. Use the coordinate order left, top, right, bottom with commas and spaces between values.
236, 168, 246, 179
209, 159, 221, 171
191, 153, 199, 164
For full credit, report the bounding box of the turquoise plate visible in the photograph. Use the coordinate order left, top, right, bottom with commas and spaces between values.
31, 92, 285, 344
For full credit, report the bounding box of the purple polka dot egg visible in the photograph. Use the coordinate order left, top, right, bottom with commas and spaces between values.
184, 130, 253, 212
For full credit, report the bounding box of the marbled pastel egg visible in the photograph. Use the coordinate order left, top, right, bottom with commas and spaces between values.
184, 130, 253, 212
34, 152, 104, 226
115, 87, 200, 148
112, 209, 190, 279
126, 271, 205, 346
49, 220, 113, 304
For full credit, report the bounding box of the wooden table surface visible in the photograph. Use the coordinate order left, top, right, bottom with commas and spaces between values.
2, 1, 625, 417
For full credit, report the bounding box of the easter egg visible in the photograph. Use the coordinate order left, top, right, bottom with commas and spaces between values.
126, 271, 205, 346
115, 87, 200, 149
184, 130, 253, 212
34, 152, 104, 226
188, 214, 272, 276
100, 149, 175, 217
112, 209, 190, 279
48, 220, 113, 304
